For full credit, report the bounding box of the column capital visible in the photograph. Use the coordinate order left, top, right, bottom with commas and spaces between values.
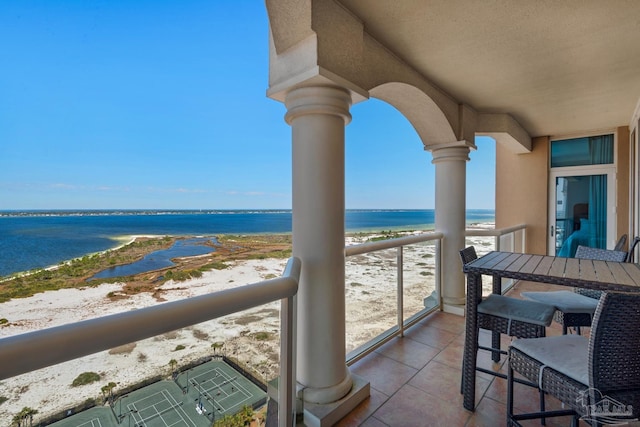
285, 85, 352, 125
426, 140, 476, 164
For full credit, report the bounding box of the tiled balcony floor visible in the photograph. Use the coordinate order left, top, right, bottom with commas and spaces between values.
337, 280, 578, 427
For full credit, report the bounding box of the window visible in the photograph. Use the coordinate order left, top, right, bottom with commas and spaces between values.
550, 134, 614, 168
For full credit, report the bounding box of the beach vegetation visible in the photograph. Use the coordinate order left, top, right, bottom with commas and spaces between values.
173, 344, 186, 351
169, 359, 178, 374
12, 406, 38, 427
100, 382, 116, 404
252, 332, 271, 341
0, 318, 8, 325
71, 372, 101, 387
366, 230, 408, 242
0, 233, 292, 301
199, 261, 228, 270
192, 329, 209, 340
213, 405, 254, 427
0, 395, 7, 405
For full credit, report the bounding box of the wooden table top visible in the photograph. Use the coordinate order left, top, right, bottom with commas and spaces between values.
463, 251, 640, 292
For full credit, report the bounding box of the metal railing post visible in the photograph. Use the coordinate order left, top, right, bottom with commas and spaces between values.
397, 246, 404, 337
279, 295, 295, 427
435, 239, 442, 310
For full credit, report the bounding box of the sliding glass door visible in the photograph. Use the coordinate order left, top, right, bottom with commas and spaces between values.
550, 170, 614, 256
548, 133, 616, 257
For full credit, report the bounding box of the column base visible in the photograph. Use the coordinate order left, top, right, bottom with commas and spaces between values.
302, 374, 370, 427
267, 374, 370, 427
299, 369, 353, 404
442, 303, 465, 316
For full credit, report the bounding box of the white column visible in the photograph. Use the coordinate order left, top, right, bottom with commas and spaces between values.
427, 142, 474, 309
285, 85, 353, 404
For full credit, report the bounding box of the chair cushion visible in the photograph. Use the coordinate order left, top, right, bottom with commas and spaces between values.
521, 290, 599, 314
478, 294, 555, 326
511, 335, 589, 385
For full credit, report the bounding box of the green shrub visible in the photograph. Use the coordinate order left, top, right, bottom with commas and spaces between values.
253, 332, 271, 341
71, 372, 101, 387
174, 344, 186, 351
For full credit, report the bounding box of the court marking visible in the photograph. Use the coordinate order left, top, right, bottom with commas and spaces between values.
189, 367, 254, 412
76, 419, 102, 427
127, 389, 197, 427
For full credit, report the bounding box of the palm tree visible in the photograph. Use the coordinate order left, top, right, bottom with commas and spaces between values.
13, 407, 38, 427
240, 405, 254, 425
169, 358, 178, 378
107, 382, 117, 404
25, 408, 37, 427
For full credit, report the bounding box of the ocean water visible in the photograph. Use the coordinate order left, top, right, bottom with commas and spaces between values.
0, 209, 494, 277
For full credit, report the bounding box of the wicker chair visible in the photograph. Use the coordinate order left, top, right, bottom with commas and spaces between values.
614, 233, 628, 251
459, 247, 556, 398
628, 236, 640, 262
507, 291, 640, 427
522, 245, 628, 335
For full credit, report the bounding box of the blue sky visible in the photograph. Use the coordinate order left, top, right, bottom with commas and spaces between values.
0, 1, 495, 210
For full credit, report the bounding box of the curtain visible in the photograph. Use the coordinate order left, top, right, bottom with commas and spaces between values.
587, 135, 613, 248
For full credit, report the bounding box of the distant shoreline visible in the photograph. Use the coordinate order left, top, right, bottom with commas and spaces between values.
0, 209, 495, 277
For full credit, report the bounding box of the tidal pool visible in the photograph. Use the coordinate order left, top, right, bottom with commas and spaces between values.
90, 237, 217, 280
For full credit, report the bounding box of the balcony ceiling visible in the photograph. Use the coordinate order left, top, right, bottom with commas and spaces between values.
338, 0, 640, 137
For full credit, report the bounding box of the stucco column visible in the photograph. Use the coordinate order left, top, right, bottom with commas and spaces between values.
426, 142, 474, 309
285, 85, 353, 404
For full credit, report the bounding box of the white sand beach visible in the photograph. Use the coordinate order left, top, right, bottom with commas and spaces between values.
0, 229, 496, 423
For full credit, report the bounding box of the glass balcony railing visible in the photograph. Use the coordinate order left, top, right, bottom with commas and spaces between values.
465, 223, 527, 294
344, 224, 527, 363
344, 232, 444, 365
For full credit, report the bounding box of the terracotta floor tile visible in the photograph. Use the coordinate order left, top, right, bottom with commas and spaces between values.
465, 395, 508, 427
375, 384, 471, 427
418, 311, 466, 334
374, 336, 440, 370
335, 388, 389, 427
402, 321, 459, 349
359, 416, 389, 427
408, 359, 491, 408
349, 352, 418, 397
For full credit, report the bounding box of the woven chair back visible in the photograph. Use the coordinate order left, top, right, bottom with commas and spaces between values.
459, 246, 482, 304
589, 292, 640, 414
574, 246, 628, 299
614, 234, 628, 251
574, 245, 628, 262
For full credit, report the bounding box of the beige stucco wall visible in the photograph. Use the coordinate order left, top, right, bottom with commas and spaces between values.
617, 126, 630, 246
495, 136, 549, 255
496, 129, 630, 255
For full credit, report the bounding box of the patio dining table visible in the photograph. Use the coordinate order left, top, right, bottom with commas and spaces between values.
461, 250, 640, 411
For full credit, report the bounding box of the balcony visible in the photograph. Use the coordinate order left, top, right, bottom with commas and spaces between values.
337, 280, 568, 427
1, 226, 546, 426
